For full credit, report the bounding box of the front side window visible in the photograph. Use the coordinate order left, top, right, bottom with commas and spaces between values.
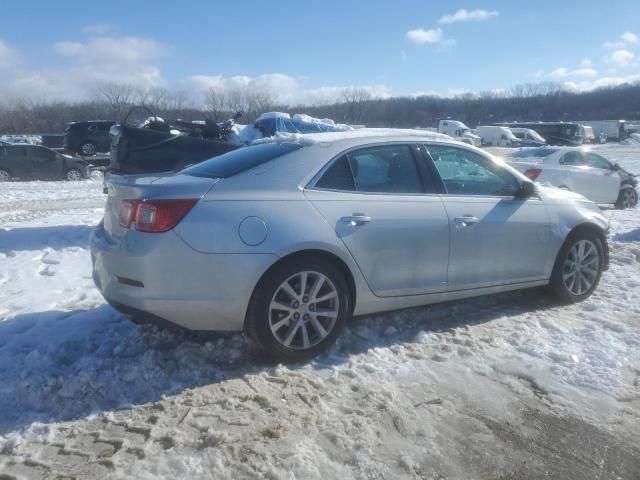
31, 147, 51, 159
583, 153, 612, 170
427, 145, 519, 196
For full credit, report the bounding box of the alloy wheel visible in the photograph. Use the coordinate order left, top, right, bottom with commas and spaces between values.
269, 271, 339, 350
81, 143, 96, 156
562, 239, 600, 296
0, 169, 9, 182
66, 169, 82, 181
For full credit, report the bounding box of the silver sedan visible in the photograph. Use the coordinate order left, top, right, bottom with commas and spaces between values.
91, 131, 610, 361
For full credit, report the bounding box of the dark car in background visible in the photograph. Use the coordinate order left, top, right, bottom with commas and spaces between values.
64, 120, 115, 156
0, 144, 89, 181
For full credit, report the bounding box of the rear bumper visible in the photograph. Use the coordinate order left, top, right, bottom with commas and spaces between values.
90, 223, 277, 331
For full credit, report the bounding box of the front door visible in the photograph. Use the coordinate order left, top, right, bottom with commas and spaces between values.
426, 144, 552, 290
305, 143, 450, 297
28, 147, 61, 179
582, 152, 621, 204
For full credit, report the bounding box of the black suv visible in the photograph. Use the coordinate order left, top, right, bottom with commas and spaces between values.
0, 144, 89, 181
64, 120, 115, 156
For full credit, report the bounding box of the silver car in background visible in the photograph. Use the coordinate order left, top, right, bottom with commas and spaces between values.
91, 131, 609, 361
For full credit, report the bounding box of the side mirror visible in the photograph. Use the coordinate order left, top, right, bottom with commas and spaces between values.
516, 180, 535, 198
612, 162, 621, 171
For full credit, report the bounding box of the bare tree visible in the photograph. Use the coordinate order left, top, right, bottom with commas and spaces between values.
205, 87, 227, 121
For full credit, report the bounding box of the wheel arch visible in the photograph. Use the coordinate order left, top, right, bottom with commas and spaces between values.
247, 249, 357, 320
566, 222, 609, 270
0, 166, 13, 178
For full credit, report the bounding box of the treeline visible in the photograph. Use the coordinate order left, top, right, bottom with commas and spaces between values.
1, 81, 639, 135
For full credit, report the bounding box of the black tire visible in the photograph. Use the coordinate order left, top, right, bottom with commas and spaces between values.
547, 230, 605, 303
66, 168, 83, 181
79, 141, 97, 156
615, 185, 638, 209
0, 168, 11, 182
245, 260, 351, 362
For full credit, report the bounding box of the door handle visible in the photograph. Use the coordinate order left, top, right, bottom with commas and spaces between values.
341, 214, 372, 226
454, 215, 479, 227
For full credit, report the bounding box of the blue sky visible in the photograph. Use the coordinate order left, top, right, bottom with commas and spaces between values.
1, 0, 639, 104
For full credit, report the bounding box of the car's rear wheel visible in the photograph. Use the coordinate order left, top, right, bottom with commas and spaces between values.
66, 168, 83, 181
245, 261, 350, 362
615, 185, 638, 209
547, 231, 604, 303
80, 141, 97, 156
0, 169, 11, 182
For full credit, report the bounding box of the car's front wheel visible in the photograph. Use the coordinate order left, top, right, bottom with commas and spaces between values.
547, 230, 604, 303
615, 185, 638, 209
66, 168, 83, 181
245, 260, 351, 362
0, 169, 11, 182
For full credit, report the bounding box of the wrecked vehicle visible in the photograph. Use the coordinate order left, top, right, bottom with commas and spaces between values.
108, 108, 242, 174
108, 109, 352, 174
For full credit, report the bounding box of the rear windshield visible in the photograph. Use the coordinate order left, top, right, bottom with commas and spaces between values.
511, 147, 558, 158
182, 142, 302, 178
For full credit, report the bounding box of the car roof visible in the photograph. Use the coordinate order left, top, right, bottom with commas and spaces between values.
253, 128, 456, 147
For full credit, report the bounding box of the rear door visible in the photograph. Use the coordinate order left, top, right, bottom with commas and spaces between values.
305, 143, 450, 297
557, 150, 593, 195
6, 146, 29, 178
426, 144, 551, 290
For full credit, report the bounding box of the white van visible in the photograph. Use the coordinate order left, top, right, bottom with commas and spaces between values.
582, 125, 595, 144
438, 120, 481, 146
477, 126, 521, 147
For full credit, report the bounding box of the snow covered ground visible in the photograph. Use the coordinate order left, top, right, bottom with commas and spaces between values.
0, 145, 639, 479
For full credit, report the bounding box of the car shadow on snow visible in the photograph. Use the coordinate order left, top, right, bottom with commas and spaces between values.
613, 227, 640, 243
0, 288, 559, 434
0, 225, 95, 253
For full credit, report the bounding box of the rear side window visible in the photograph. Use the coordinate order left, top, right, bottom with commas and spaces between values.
315, 155, 355, 190
350, 145, 423, 193
183, 142, 302, 178
314, 144, 425, 194
559, 151, 584, 165
512, 148, 558, 158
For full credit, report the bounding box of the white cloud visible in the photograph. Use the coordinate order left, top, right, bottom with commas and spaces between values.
608, 49, 635, 66
406, 28, 443, 44
563, 72, 640, 91
187, 73, 391, 106
580, 58, 593, 68
0, 40, 22, 70
603, 31, 639, 49
548, 66, 597, 78
438, 9, 499, 24
52, 36, 168, 64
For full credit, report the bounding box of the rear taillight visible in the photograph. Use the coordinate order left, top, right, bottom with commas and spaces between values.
523, 168, 542, 181
118, 199, 198, 233
118, 200, 139, 228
